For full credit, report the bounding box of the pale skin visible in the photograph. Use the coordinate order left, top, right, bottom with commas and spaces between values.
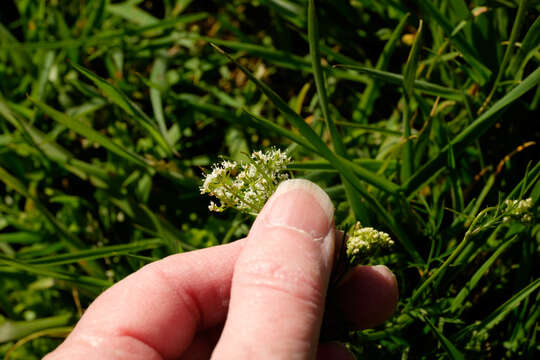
45, 180, 398, 359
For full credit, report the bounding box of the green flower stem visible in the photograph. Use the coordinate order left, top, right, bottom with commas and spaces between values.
411, 207, 496, 303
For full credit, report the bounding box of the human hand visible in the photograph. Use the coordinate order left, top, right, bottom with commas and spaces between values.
45, 179, 398, 359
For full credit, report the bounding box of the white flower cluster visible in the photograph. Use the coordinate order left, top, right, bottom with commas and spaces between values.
200, 148, 291, 214
346, 222, 394, 258
503, 198, 534, 223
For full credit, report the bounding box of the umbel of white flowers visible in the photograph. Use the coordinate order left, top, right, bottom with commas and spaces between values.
503, 198, 534, 223
200, 148, 291, 215
346, 222, 395, 258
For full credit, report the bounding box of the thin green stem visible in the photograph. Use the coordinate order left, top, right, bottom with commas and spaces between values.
478, 0, 528, 114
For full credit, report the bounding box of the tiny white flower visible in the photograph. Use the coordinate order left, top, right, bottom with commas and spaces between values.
346, 223, 394, 258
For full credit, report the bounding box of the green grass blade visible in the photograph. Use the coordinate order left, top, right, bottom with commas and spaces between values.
510, 15, 540, 78
358, 13, 410, 123
30, 98, 151, 169
27, 240, 164, 266
403, 20, 423, 97
210, 44, 399, 195
412, 0, 491, 84
0, 13, 208, 50
242, 111, 319, 154
478, 0, 529, 113
457, 278, 540, 340
307, 0, 367, 221
403, 66, 540, 197
150, 56, 169, 138
0, 166, 83, 250
450, 235, 519, 313
70, 62, 175, 156
0, 314, 72, 343
417, 312, 465, 360
0, 97, 110, 187
198, 36, 369, 84
308, 0, 344, 155
0, 255, 110, 288
107, 2, 159, 25
401, 19, 422, 182
337, 66, 464, 101
212, 44, 421, 261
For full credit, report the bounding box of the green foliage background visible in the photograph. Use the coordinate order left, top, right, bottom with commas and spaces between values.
0, 0, 539, 358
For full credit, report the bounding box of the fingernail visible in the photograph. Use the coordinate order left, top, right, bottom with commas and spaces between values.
261, 179, 334, 241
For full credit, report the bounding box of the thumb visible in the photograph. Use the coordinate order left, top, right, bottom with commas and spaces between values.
212, 179, 335, 359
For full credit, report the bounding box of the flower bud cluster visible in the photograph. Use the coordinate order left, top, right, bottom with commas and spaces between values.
503, 198, 534, 223
346, 222, 394, 259
200, 148, 291, 214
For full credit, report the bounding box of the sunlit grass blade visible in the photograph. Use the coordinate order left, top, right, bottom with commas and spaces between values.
150, 56, 169, 138
211, 44, 422, 261
308, 0, 367, 222
30, 98, 151, 169
336, 66, 463, 101
3, 326, 73, 360
70, 62, 176, 156
0, 13, 208, 50
403, 66, 540, 197
242, 111, 318, 153
210, 44, 398, 194
27, 240, 164, 266
0, 314, 72, 343
0, 255, 110, 288
0, 97, 110, 187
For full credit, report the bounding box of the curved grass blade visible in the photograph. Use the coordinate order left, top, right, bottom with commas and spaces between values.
0, 314, 72, 343
3, 326, 73, 360
0, 255, 110, 288
336, 66, 463, 101
27, 240, 164, 266
403, 66, 540, 197
210, 44, 398, 194
70, 62, 176, 156
30, 98, 151, 170
416, 311, 465, 360
211, 44, 421, 262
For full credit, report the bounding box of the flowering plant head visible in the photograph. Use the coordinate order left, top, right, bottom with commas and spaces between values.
346, 222, 394, 261
502, 198, 534, 224
200, 148, 291, 215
